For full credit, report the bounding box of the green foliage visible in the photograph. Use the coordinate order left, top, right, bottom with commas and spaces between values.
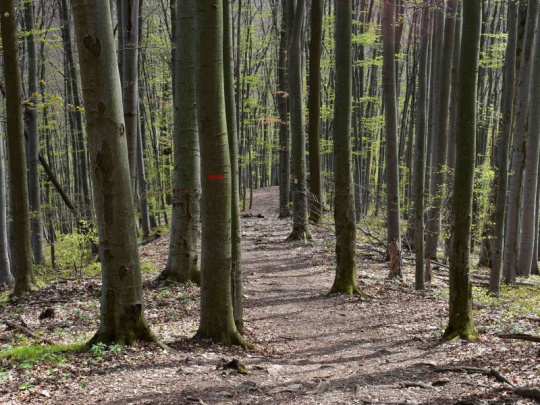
0, 343, 85, 367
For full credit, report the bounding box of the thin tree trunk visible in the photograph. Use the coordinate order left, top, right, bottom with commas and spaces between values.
503, 0, 539, 284
224, 0, 244, 334
414, 3, 430, 290
0, 132, 12, 286
287, 0, 310, 241
382, 0, 402, 278
517, 9, 540, 277
307, 0, 323, 224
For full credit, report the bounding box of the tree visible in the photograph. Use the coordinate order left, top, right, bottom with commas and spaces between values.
503, 0, 538, 284
330, 0, 361, 296
287, 0, 310, 241
194, 0, 248, 347
518, 0, 540, 277
1, 0, 37, 296
413, 2, 430, 291
24, 0, 46, 266
490, 0, 519, 294
0, 130, 12, 286
307, 0, 323, 224
444, 0, 481, 341
119, 0, 140, 186
224, 0, 244, 333
160, 0, 201, 284
425, 0, 458, 260
277, 0, 290, 218
382, 0, 402, 278
72, 0, 154, 345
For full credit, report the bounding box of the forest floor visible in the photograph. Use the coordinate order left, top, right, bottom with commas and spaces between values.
1, 186, 540, 404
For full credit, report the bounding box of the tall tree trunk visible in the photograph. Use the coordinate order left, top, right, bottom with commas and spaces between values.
72, 0, 154, 345
425, 0, 457, 260
414, 3, 430, 291
382, 0, 402, 278
443, 0, 481, 341
517, 7, 540, 277
0, 132, 13, 286
307, 0, 323, 224
120, 0, 140, 187
1, 0, 37, 296
160, 0, 201, 284
224, 0, 244, 334
502, 0, 538, 284
287, 0, 310, 241
277, 0, 290, 218
24, 0, 46, 266
330, 0, 361, 296
194, 0, 248, 348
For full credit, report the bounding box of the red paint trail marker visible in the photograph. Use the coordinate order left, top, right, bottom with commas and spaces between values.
207, 174, 225, 181
177, 188, 197, 193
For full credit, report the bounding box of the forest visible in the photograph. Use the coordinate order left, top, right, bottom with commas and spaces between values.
0, 0, 540, 403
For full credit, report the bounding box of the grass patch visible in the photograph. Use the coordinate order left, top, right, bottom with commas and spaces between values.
0, 342, 86, 367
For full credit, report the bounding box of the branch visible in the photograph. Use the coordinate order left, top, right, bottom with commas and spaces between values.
4, 320, 57, 345
497, 333, 540, 343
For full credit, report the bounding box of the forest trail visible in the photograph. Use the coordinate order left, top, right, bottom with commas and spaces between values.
2, 187, 538, 404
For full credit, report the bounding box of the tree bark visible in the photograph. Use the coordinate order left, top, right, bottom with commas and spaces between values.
194, 0, 248, 348
330, 0, 361, 296
382, 0, 402, 278
0, 131, 12, 286
517, 4, 540, 277
307, 0, 323, 224
503, 0, 539, 284
286, 0, 310, 241
160, 0, 201, 284
72, 0, 154, 345
443, 0, 481, 341
1, 0, 37, 296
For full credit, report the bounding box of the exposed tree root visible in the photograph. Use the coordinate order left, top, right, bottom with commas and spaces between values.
4, 320, 57, 345
495, 387, 540, 401
497, 333, 540, 343
435, 366, 516, 387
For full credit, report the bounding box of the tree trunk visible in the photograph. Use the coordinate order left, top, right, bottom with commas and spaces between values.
1, 0, 37, 296
382, 0, 402, 278
517, 7, 540, 277
0, 132, 13, 286
307, 0, 323, 224
224, 0, 244, 334
72, 0, 154, 345
24, 0, 46, 266
330, 0, 361, 296
443, 0, 481, 341
277, 0, 290, 218
160, 0, 201, 284
503, 0, 539, 284
425, 0, 457, 260
286, 0, 310, 241
194, 0, 248, 348
414, 3, 430, 291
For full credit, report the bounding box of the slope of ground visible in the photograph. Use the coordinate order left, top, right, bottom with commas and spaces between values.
1, 186, 539, 404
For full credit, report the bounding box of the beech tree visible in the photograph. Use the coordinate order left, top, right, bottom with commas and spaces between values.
287, 0, 310, 241
444, 0, 481, 341
72, 0, 154, 345
330, 0, 360, 296
382, 0, 402, 278
161, 0, 201, 284
0, 127, 12, 286
194, 0, 248, 347
1, 0, 37, 296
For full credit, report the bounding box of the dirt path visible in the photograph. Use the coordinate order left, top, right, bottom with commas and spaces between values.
1, 187, 538, 404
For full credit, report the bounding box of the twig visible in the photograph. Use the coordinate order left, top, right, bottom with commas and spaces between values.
495, 387, 540, 401
4, 320, 57, 345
